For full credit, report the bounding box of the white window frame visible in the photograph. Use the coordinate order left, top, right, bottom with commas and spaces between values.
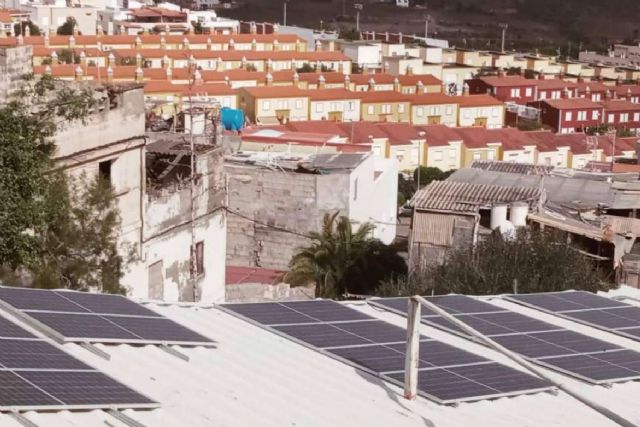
262, 100, 271, 111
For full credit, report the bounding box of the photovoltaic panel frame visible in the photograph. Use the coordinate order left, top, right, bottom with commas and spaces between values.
0, 312, 158, 411
370, 295, 640, 384
220, 300, 553, 404
0, 286, 213, 347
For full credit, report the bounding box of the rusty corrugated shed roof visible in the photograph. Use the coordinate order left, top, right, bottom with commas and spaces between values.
412, 180, 542, 213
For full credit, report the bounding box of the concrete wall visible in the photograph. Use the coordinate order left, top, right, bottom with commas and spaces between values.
0, 46, 33, 101
142, 147, 227, 303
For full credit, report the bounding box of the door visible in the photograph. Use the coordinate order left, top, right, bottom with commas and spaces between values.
148, 261, 164, 300
328, 111, 343, 121
428, 115, 441, 125
474, 117, 488, 127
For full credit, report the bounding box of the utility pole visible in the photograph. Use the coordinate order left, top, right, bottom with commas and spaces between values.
342, 0, 346, 17
355, 3, 363, 33
424, 14, 431, 40
500, 23, 508, 53
283, 1, 287, 26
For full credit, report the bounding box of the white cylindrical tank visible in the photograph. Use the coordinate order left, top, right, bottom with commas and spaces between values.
185, 110, 206, 135
510, 202, 529, 227
490, 204, 508, 231
500, 220, 516, 239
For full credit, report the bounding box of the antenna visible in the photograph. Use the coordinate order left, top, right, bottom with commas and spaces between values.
499, 24, 508, 53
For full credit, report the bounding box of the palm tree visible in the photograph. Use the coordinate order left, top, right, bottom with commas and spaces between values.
287, 212, 406, 298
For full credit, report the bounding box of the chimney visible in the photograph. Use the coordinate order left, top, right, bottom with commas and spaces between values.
416, 80, 425, 94
315, 60, 322, 74
241, 56, 247, 69
224, 75, 231, 86
406, 66, 413, 76
162, 54, 170, 69
136, 52, 142, 68
273, 39, 279, 51
296, 39, 303, 52
108, 52, 115, 67
368, 77, 376, 91
188, 54, 196, 69
135, 67, 144, 82
75, 65, 84, 81
160, 37, 166, 50
44, 32, 49, 47
385, 31, 389, 42
537, 72, 545, 80
293, 71, 300, 87
318, 74, 326, 89
79, 50, 86, 65
266, 58, 273, 72
166, 67, 172, 81
207, 37, 212, 50
273, 23, 279, 33
135, 36, 141, 49
229, 38, 235, 50
24, 24, 30, 37
251, 38, 257, 51
69, 35, 75, 49
44, 65, 52, 76
265, 72, 273, 86
164, 24, 170, 34
194, 69, 202, 84
398, 32, 403, 44
216, 57, 224, 71
393, 77, 401, 92
183, 37, 190, 49
463, 82, 470, 95
17, 35, 23, 45
106, 66, 113, 82
250, 22, 257, 34
315, 39, 322, 51
51, 51, 58, 65
97, 25, 104, 36
383, 61, 390, 73
344, 74, 351, 90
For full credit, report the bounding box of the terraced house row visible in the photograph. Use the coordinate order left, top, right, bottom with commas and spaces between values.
239, 121, 637, 172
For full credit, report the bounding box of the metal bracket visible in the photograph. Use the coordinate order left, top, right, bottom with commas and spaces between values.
80, 342, 111, 361
107, 409, 147, 427
159, 344, 189, 362
9, 412, 39, 427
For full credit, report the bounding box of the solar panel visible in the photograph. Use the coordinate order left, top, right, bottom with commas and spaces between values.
0, 286, 213, 346
371, 295, 640, 384
221, 300, 553, 404
0, 314, 157, 411
507, 291, 640, 344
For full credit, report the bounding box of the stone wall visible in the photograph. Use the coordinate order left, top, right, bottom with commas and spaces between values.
226, 163, 350, 270
0, 46, 33, 101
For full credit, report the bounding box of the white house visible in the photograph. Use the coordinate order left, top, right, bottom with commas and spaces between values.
308, 89, 361, 122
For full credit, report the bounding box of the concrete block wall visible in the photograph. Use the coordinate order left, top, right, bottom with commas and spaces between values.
226, 163, 349, 270
0, 46, 33, 101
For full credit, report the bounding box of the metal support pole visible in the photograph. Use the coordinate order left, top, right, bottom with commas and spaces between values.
283, 2, 287, 27
356, 11, 360, 32
404, 297, 421, 400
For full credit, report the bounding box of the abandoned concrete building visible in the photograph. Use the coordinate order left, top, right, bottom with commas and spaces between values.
0, 45, 32, 101
225, 152, 398, 271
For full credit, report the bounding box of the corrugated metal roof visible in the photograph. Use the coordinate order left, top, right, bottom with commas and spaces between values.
412, 212, 456, 245
412, 180, 543, 213
471, 160, 553, 176
8, 292, 640, 426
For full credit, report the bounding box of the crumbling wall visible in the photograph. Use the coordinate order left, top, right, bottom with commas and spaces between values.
0, 46, 33, 101
226, 164, 350, 270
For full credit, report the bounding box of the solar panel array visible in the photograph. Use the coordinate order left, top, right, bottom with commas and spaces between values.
221, 300, 553, 404
507, 291, 640, 343
371, 295, 640, 384
0, 314, 157, 410
0, 287, 213, 346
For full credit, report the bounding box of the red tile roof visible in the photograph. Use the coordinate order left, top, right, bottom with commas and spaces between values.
535, 79, 577, 90
601, 100, 640, 112
306, 88, 359, 100
417, 124, 464, 147
454, 94, 504, 107
406, 93, 459, 105
356, 90, 409, 103
541, 98, 603, 110
240, 86, 309, 98
477, 76, 537, 87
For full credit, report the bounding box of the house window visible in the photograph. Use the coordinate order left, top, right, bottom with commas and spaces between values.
540, 92, 547, 100
295, 99, 303, 109
367, 105, 374, 115
525, 87, 533, 97
434, 150, 443, 161
487, 150, 495, 160
416, 107, 424, 117
195, 241, 204, 276
381, 104, 391, 114
98, 160, 112, 184
445, 105, 453, 115
634, 113, 640, 121
510, 88, 521, 98
577, 111, 586, 121
316, 103, 324, 113
262, 100, 270, 111
473, 152, 482, 160
449, 149, 456, 159
398, 104, 405, 114
621, 113, 629, 123
565, 111, 572, 121
608, 113, 615, 123
353, 178, 358, 201
592, 110, 599, 120
593, 94, 601, 101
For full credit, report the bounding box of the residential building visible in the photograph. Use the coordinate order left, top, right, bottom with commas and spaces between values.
358, 90, 411, 123
419, 124, 465, 171
0, 9, 12, 36
455, 94, 505, 129
535, 78, 577, 101
536, 98, 604, 134
408, 93, 458, 126
602, 100, 640, 134
225, 152, 398, 270
466, 75, 538, 105
307, 88, 361, 122
239, 86, 310, 124
336, 39, 382, 70
575, 80, 609, 102
24, 4, 98, 35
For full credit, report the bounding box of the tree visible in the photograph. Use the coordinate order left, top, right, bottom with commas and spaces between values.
413, 166, 451, 189
57, 17, 77, 36
30, 174, 132, 294
57, 49, 81, 65
296, 63, 315, 73
14, 21, 41, 36
339, 27, 360, 41
397, 173, 415, 205
375, 228, 610, 297
192, 21, 204, 35
286, 212, 406, 298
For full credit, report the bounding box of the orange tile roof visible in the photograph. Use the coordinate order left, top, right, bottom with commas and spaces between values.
535, 79, 577, 90
0, 11, 12, 23
477, 75, 537, 87
453, 94, 504, 107
240, 86, 309, 98
306, 89, 359, 100
601, 100, 640, 112
144, 80, 236, 95
406, 93, 459, 105
356, 90, 409, 103
541, 98, 603, 109
416, 124, 463, 147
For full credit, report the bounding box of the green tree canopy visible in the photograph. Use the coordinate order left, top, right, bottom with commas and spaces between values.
413, 166, 451, 189
14, 21, 41, 36
376, 228, 610, 297
57, 17, 77, 36
286, 212, 406, 298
